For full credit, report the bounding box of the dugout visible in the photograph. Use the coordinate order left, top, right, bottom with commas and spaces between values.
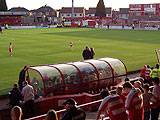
27, 57, 127, 97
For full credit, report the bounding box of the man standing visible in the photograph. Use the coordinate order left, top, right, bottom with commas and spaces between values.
9, 84, 22, 107
82, 46, 91, 60
0, 26, 2, 34
22, 81, 34, 118
90, 47, 95, 59
18, 66, 28, 91
122, 82, 144, 120
132, 24, 135, 30
61, 98, 86, 120
97, 89, 128, 120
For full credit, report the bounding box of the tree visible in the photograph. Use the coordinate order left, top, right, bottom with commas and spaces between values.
95, 0, 106, 17
0, 0, 8, 11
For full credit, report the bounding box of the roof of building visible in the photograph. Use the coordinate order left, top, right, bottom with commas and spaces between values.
29, 9, 37, 13
60, 7, 84, 13
36, 5, 56, 12
119, 8, 129, 14
86, 7, 112, 15
9, 7, 29, 12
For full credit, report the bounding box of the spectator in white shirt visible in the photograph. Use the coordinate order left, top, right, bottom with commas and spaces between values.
22, 81, 34, 118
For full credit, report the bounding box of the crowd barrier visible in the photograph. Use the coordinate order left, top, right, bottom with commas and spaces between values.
25, 99, 110, 120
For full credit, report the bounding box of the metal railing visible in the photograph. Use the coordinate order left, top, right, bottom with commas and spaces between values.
26, 99, 104, 120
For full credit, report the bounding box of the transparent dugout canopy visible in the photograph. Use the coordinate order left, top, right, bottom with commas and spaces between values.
84, 59, 113, 79
27, 57, 127, 96
99, 58, 127, 77
49, 64, 81, 84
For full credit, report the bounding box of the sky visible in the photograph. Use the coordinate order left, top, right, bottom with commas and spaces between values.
6, 0, 160, 10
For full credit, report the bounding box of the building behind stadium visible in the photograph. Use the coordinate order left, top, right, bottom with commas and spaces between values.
0, 3, 160, 28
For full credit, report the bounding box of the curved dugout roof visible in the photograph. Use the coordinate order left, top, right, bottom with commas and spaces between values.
27, 57, 127, 96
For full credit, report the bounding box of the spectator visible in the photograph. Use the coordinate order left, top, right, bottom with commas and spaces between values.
97, 88, 128, 120
33, 81, 41, 99
122, 82, 144, 120
61, 98, 86, 120
116, 86, 126, 103
143, 84, 153, 120
21, 81, 35, 118
144, 65, 151, 84
116, 86, 123, 95
138, 77, 144, 85
140, 65, 147, 79
82, 46, 91, 60
45, 109, 58, 120
18, 66, 28, 91
11, 106, 23, 120
90, 47, 95, 59
150, 64, 159, 79
133, 81, 144, 93
9, 84, 22, 107
100, 88, 110, 99
140, 65, 152, 85
151, 77, 160, 120
124, 77, 130, 82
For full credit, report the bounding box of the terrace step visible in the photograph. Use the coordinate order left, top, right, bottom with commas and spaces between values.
86, 112, 98, 120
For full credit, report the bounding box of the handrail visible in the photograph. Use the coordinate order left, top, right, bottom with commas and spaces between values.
25, 99, 103, 120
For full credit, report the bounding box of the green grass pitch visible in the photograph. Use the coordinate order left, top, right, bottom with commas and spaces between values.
0, 28, 159, 95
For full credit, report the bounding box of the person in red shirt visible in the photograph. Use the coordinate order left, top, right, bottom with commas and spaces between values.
140, 65, 147, 79
143, 84, 153, 120
116, 86, 126, 103
140, 65, 152, 85
9, 42, 13, 56
151, 77, 160, 120
144, 65, 151, 84
122, 82, 144, 120
133, 81, 144, 93
97, 89, 128, 120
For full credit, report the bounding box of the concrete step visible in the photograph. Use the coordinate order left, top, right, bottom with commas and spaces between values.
86, 112, 97, 120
